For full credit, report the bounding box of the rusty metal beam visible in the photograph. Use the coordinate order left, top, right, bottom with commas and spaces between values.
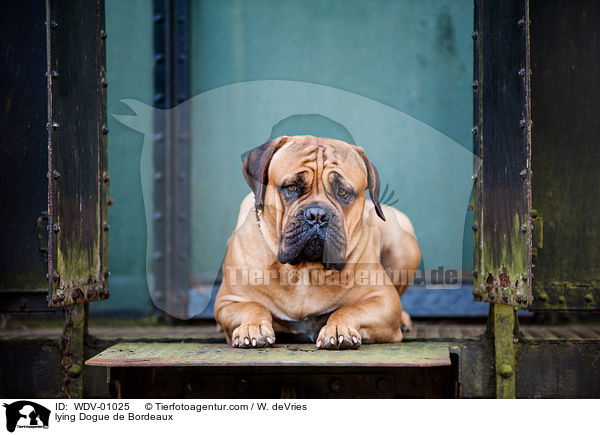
46, 0, 109, 307
473, 0, 532, 308
491, 304, 517, 398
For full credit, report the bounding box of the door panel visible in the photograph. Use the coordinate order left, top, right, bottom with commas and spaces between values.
529, 0, 600, 311
472, 0, 532, 307
47, 0, 109, 307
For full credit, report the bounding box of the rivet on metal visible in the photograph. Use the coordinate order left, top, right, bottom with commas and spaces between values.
328, 378, 343, 393
498, 364, 514, 379
104, 270, 111, 278
154, 54, 164, 64
103, 223, 110, 231
472, 224, 478, 232
154, 14, 165, 24
471, 126, 478, 136
519, 169, 527, 179
154, 211, 164, 221
518, 18, 525, 28
100, 30, 107, 40
472, 80, 479, 90
154, 132, 164, 143
153, 251, 164, 260
471, 31, 478, 40
538, 292, 548, 301
520, 225, 527, 233
103, 172, 110, 182
558, 295, 566, 304
53, 224, 60, 233
50, 20, 58, 30
52, 122, 60, 130
154, 172, 164, 181
584, 293, 593, 303
471, 174, 478, 182
520, 274, 527, 282
108, 198, 115, 206
102, 125, 109, 135
101, 79, 108, 88
53, 170, 60, 179
51, 71, 59, 78
154, 93, 164, 104
518, 68, 526, 77
520, 119, 527, 128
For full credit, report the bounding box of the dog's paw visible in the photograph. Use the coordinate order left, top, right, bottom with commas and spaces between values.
316, 324, 361, 350
232, 322, 275, 348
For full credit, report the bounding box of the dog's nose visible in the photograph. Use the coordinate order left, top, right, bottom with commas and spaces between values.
304, 206, 330, 227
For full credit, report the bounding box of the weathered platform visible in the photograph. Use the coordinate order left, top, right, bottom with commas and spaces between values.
86, 342, 451, 368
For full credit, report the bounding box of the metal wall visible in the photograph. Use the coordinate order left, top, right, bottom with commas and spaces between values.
529, 0, 600, 311
90, 0, 154, 314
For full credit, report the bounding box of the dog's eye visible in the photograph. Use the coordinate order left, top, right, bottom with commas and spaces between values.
282, 184, 298, 199
338, 187, 348, 198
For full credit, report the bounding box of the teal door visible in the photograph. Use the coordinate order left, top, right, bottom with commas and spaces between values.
102, 0, 477, 317
187, 0, 476, 317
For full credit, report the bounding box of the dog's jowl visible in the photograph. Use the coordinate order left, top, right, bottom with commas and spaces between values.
215, 135, 421, 350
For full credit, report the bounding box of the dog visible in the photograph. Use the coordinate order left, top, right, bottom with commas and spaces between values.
215, 135, 421, 349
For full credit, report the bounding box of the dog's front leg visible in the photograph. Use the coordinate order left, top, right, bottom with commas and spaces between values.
316, 291, 404, 350
216, 301, 276, 348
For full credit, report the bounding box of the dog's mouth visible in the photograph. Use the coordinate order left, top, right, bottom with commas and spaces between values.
277, 212, 346, 270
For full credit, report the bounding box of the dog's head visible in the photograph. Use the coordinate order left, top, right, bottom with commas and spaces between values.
243, 135, 385, 270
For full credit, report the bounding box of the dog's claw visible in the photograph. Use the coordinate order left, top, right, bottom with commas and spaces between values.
317, 324, 361, 350
232, 322, 275, 348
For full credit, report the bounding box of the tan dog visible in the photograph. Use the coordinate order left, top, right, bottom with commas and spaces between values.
215, 135, 421, 349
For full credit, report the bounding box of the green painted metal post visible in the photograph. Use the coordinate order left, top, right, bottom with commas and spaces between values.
70, 303, 88, 398
58, 303, 88, 398
491, 304, 517, 398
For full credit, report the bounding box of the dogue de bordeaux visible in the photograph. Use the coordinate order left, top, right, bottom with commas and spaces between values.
215, 135, 421, 350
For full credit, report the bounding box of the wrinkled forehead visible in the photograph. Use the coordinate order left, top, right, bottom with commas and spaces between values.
269, 136, 367, 183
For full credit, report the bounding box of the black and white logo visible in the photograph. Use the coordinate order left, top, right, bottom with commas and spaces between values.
3, 401, 50, 433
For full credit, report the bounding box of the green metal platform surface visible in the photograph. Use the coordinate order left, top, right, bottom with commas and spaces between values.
86, 342, 451, 368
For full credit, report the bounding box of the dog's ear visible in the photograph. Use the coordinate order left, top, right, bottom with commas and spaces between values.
355, 146, 385, 221
243, 136, 289, 211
